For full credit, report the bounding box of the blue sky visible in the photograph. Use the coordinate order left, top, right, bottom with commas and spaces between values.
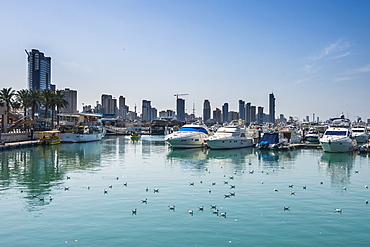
1, 0, 370, 121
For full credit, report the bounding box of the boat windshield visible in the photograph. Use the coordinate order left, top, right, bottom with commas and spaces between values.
352, 129, 365, 133
324, 131, 347, 136
179, 127, 209, 134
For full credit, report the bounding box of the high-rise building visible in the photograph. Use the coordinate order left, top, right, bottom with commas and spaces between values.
245, 102, 251, 123
101, 94, 116, 115
203, 99, 211, 122
59, 88, 77, 114
26, 49, 51, 90
238, 100, 245, 120
176, 98, 185, 121
269, 93, 275, 123
250, 106, 256, 122
213, 108, 222, 123
222, 103, 229, 123
229, 111, 239, 121
257, 106, 264, 124
142, 100, 152, 122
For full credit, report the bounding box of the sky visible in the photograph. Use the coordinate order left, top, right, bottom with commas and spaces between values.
1, 0, 370, 121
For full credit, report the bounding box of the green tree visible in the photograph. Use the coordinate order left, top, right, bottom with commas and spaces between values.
51, 90, 69, 126
40, 89, 54, 123
28, 89, 41, 120
0, 87, 16, 133
16, 89, 31, 117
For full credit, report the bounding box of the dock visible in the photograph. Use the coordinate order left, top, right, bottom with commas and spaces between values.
0, 140, 39, 150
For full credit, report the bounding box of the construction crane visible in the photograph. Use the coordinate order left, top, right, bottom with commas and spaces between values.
174, 93, 189, 100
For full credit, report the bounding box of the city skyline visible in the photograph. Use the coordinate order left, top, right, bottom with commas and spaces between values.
1, 1, 370, 121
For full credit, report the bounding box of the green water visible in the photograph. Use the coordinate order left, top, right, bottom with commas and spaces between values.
1, 135, 369, 246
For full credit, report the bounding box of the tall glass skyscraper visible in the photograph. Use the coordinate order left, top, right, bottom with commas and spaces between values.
269, 93, 276, 123
239, 100, 245, 120
26, 49, 51, 90
203, 99, 211, 122
222, 103, 229, 123
176, 98, 185, 121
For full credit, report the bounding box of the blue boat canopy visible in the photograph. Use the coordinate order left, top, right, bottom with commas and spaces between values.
179, 127, 209, 134
259, 133, 279, 145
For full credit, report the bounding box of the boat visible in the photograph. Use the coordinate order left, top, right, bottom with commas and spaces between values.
205, 121, 253, 149
130, 132, 141, 140
305, 128, 320, 143
58, 113, 106, 143
351, 126, 369, 144
164, 123, 211, 148
256, 132, 280, 149
319, 127, 357, 152
38, 130, 61, 145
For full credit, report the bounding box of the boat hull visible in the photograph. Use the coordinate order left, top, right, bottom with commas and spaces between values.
60, 132, 105, 143
165, 132, 208, 148
320, 139, 356, 153
206, 138, 254, 149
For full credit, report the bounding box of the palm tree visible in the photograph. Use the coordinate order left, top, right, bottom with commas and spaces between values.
16, 89, 31, 118
0, 87, 16, 113
40, 89, 54, 123
28, 89, 41, 120
0, 87, 16, 133
50, 90, 69, 126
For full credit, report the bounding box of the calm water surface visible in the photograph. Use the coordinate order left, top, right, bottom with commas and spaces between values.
1, 135, 369, 246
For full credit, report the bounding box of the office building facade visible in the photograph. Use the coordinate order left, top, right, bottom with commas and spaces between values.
26, 49, 51, 91
203, 99, 211, 122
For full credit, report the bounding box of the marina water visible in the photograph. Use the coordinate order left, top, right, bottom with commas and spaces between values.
1, 135, 369, 246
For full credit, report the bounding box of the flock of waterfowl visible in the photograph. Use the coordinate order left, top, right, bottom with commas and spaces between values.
26, 159, 368, 218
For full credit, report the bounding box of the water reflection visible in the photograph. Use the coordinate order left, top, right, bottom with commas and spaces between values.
0, 142, 102, 211
319, 152, 356, 187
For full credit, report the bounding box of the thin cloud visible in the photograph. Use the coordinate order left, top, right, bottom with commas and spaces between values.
333, 76, 358, 82
344, 64, 370, 75
310, 39, 352, 62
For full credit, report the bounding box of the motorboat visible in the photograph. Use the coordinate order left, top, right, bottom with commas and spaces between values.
164, 123, 211, 148
305, 128, 320, 143
130, 132, 141, 140
351, 126, 369, 144
38, 130, 61, 145
256, 132, 280, 149
205, 123, 253, 149
319, 127, 357, 153
58, 113, 106, 143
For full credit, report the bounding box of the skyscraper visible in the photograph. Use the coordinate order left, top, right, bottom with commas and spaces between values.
142, 100, 151, 122
222, 103, 229, 123
250, 106, 256, 122
245, 102, 251, 123
59, 88, 77, 114
203, 99, 211, 122
176, 98, 185, 121
213, 108, 222, 123
238, 100, 245, 120
257, 106, 264, 124
26, 49, 51, 90
269, 93, 276, 123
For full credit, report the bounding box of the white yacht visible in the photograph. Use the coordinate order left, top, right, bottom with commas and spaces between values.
164, 123, 211, 148
305, 128, 320, 143
58, 113, 106, 143
351, 126, 369, 144
205, 123, 254, 150
319, 127, 357, 153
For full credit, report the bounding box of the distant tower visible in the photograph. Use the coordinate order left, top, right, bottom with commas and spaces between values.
142, 100, 152, 122
25, 49, 51, 90
238, 100, 245, 120
213, 108, 222, 123
245, 102, 251, 123
269, 93, 275, 123
203, 99, 211, 122
59, 88, 77, 114
176, 98, 185, 121
250, 105, 256, 122
258, 106, 264, 124
222, 103, 229, 123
